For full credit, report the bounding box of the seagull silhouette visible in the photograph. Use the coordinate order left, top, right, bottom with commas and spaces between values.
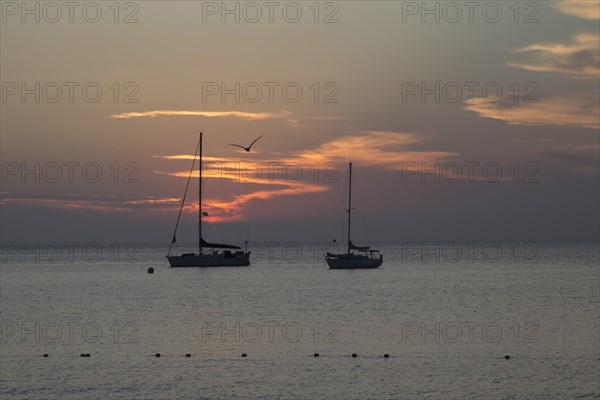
228, 135, 263, 152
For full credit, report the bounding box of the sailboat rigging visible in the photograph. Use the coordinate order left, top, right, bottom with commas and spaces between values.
325, 163, 383, 269
166, 131, 251, 267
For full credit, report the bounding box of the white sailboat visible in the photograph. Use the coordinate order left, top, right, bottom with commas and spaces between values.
325, 163, 383, 269
166, 131, 251, 267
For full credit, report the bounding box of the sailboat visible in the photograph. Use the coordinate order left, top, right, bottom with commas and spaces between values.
166, 131, 251, 267
325, 163, 383, 269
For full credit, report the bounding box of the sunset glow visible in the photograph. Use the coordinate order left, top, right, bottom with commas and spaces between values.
2, 0, 598, 243
2, 2, 599, 398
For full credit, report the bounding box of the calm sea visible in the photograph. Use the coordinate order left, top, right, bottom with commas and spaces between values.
1, 241, 598, 399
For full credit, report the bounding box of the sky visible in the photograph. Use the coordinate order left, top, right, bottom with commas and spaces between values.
1, 0, 599, 244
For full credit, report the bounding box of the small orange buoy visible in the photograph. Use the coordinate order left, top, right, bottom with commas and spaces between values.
148, 267, 154, 274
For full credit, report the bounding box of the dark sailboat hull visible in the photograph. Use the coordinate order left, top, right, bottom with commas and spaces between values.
326, 254, 382, 269
167, 252, 251, 267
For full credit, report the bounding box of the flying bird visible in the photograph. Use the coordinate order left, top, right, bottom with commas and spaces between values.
228, 135, 263, 152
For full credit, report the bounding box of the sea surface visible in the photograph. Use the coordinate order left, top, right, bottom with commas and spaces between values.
1, 241, 598, 399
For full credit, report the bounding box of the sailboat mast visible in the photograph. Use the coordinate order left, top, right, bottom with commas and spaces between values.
199, 131, 203, 255
347, 162, 352, 254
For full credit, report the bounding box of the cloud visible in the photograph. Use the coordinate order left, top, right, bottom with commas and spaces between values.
109, 110, 345, 128
0, 193, 183, 214
152, 167, 330, 222
109, 109, 293, 121
5, 132, 457, 223
292, 131, 458, 169
554, 0, 600, 20
154, 155, 226, 162
108, 110, 344, 127
465, 96, 600, 130
508, 34, 600, 78
154, 162, 332, 222
154, 131, 458, 221
202, 181, 328, 223
1, 166, 331, 224
157, 131, 458, 176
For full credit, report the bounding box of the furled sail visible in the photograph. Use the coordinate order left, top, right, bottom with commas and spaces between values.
201, 238, 240, 250
349, 240, 370, 251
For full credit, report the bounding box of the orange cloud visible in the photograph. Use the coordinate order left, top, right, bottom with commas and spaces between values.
5, 133, 457, 223
155, 131, 458, 221
554, 0, 600, 20
157, 131, 457, 176
153, 155, 228, 162
465, 96, 600, 130
508, 34, 599, 78
109, 110, 292, 121
154, 166, 330, 222
202, 181, 328, 223
109, 110, 344, 128
155, 168, 307, 188
292, 131, 458, 168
